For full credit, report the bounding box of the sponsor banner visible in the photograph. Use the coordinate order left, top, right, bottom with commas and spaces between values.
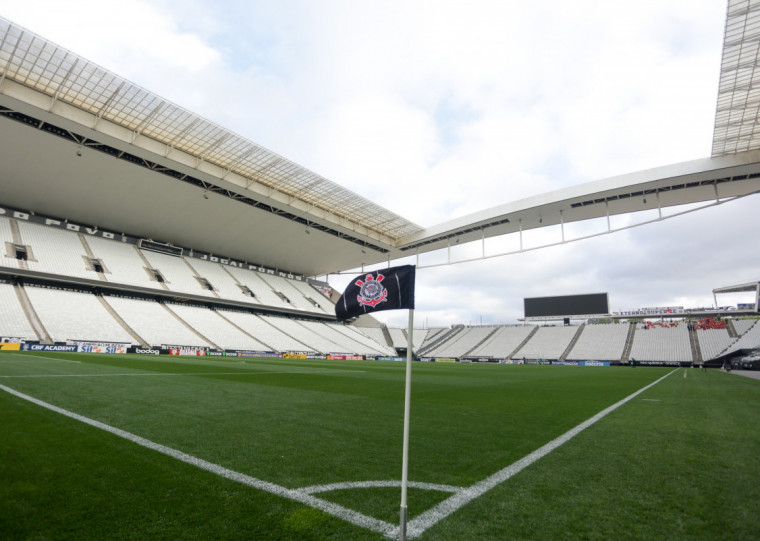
0, 204, 137, 244
376, 356, 404, 362
614, 306, 684, 316
579, 361, 610, 367
501, 359, 524, 364
638, 360, 684, 367
21, 344, 78, 352
552, 361, 579, 366
238, 351, 282, 358
2, 337, 26, 343
169, 348, 207, 356
283, 353, 307, 359
71, 340, 130, 349
328, 354, 363, 360
206, 351, 225, 357
434, 358, 456, 363
308, 354, 328, 360
129, 347, 161, 355
0, 343, 21, 351
77, 345, 127, 354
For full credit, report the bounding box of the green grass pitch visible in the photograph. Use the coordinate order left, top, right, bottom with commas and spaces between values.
1, 351, 759, 539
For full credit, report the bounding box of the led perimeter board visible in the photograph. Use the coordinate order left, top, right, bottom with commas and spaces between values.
524, 293, 609, 318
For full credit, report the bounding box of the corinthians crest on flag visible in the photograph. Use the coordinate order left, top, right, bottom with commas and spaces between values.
335, 265, 415, 321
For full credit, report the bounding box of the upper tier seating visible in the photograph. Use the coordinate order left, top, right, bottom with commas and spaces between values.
17, 221, 98, 280
142, 251, 216, 297
566, 324, 629, 361
86, 236, 160, 288
225, 267, 292, 309
182, 258, 253, 303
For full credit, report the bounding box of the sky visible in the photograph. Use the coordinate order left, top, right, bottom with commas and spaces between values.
1, 0, 758, 328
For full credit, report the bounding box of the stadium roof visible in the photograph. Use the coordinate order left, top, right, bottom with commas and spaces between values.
2, 1, 760, 278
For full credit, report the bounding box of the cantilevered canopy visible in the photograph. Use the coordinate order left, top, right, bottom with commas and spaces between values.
2, 1, 760, 278
713, 0, 760, 155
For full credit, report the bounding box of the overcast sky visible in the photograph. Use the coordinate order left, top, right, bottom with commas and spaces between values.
2, 0, 758, 328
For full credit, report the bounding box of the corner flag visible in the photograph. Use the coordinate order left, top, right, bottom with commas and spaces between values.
335, 265, 415, 321
334, 264, 418, 540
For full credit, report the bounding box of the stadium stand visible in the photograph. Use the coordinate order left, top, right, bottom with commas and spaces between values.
565, 323, 630, 361
467, 325, 535, 359
104, 295, 213, 348
142, 251, 217, 297
258, 273, 325, 314
697, 327, 734, 360
24, 286, 135, 344
226, 266, 293, 309
183, 258, 255, 303
513, 325, 579, 360
164, 303, 272, 352
16, 221, 97, 280
0, 282, 38, 341
424, 326, 497, 358
218, 311, 314, 352
0, 217, 20, 268
86, 236, 162, 289
629, 323, 692, 362
266, 317, 348, 354
301, 321, 393, 356
721, 320, 760, 356
290, 279, 334, 312
732, 319, 756, 335
359, 326, 389, 348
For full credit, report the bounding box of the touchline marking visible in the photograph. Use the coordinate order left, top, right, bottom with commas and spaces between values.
0, 383, 397, 538
3, 354, 81, 363
0, 369, 366, 379
398, 368, 679, 540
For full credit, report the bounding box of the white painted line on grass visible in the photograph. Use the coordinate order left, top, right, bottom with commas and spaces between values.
0, 370, 366, 379
0, 383, 397, 538
398, 368, 679, 540
2, 354, 81, 363
299, 480, 463, 495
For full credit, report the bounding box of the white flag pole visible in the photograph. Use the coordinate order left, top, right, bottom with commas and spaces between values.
399, 308, 414, 540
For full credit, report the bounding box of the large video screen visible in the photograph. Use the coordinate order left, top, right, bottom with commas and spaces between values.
524, 293, 609, 318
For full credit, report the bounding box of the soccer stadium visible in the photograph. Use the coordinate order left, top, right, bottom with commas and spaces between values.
2, 2, 760, 540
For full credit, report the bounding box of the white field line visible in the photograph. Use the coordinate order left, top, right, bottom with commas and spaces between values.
398, 368, 679, 540
0, 369, 365, 379
1, 368, 678, 539
0, 383, 397, 538
1, 354, 81, 363
299, 480, 463, 495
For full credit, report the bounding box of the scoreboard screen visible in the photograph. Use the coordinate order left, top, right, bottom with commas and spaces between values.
524, 293, 609, 318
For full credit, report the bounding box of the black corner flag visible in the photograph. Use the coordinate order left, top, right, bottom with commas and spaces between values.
335, 265, 415, 321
